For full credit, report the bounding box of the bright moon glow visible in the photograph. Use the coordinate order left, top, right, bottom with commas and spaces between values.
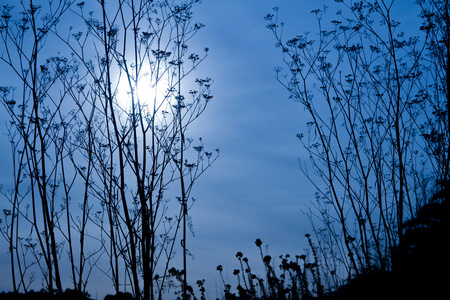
115, 65, 171, 113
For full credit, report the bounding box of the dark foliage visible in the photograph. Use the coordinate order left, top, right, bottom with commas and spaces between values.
0, 289, 91, 300
319, 270, 397, 300
322, 180, 450, 300
104, 292, 134, 300
0, 290, 138, 300
393, 180, 450, 300
218, 181, 449, 300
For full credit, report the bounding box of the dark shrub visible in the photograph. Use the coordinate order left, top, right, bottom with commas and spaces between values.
103, 292, 134, 300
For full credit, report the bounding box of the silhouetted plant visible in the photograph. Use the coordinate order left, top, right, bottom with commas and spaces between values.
168, 267, 206, 300
0, 1, 216, 299
267, 0, 449, 284
218, 238, 327, 300
0, 1, 93, 293
217, 265, 235, 299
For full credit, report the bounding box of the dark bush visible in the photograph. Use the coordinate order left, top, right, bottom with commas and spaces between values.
0, 289, 91, 300
103, 292, 134, 300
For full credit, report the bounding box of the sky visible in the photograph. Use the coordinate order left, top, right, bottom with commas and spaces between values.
183, 0, 321, 294
0, 0, 422, 299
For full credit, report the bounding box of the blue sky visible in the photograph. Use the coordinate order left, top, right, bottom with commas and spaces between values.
0, 0, 422, 298
182, 0, 322, 294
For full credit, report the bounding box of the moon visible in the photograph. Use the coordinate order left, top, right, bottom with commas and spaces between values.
115, 64, 172, 114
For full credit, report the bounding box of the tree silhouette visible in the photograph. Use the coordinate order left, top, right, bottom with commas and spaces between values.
0, 1, 216, 299
267, 0, 449, 286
